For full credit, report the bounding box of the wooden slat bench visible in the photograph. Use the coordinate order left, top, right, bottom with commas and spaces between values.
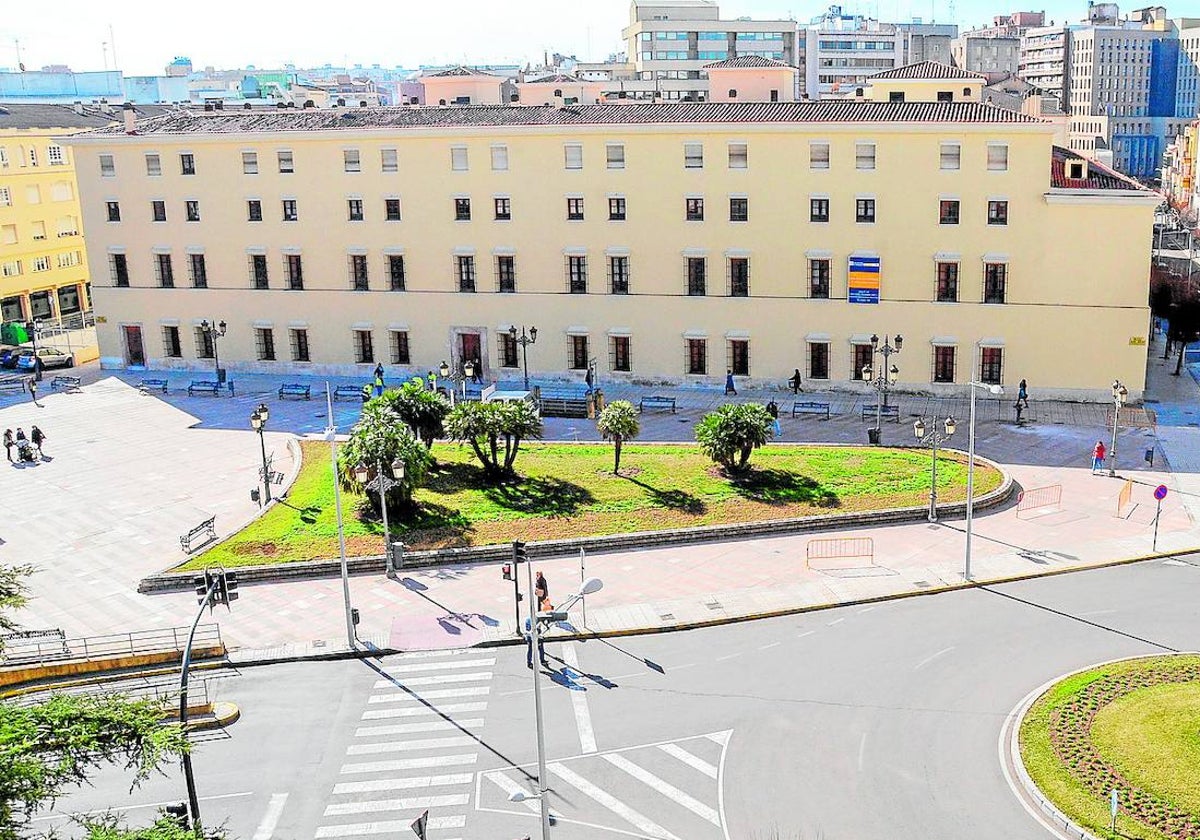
538, 388, 589, 418
791, 400, 830, 420
188, 380, 234, 397
139, 378, 169, 394
51, 375, 82, 392
861, 404, 900, 422
639, 395, 677, 414
278, 383, 312, 400
333, 384, 363, 402
180, 516, 217, 553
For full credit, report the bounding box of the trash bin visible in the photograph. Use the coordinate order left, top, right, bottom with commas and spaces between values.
216, 367, 227, 384
867, 427, 881, 445
1145, 447, 1155, 467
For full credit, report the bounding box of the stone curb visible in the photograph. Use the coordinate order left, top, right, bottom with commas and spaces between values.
138, 448, 1013, 593
0, 659, 228, 700
189, 700, 240, 731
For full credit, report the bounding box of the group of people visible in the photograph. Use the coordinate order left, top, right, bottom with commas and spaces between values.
3, 426, 46, 464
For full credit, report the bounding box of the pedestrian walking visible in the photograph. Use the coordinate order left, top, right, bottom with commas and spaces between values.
1091, 440, 1107, 474
3, 429, 12, 463
524, 616, 548, 669
28, 378, 39, 406
471, 359, 483, 384
535, 571, 550, 610
766, 400, 781, 437
373, 363, 385, 397
724, 369, 737, 396
426, 371, 437, 391
585, 366, 595, 393
30, 425, 45, 457
14, 428, 31, 463
788, 368, 803, 394
1017, 379, 1029, 409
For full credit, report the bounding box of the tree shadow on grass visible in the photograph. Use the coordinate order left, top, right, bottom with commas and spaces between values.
395, 502, 474, 548
730, 469, 841, 508
620, 475, 707, 515
482, 477, 594, 517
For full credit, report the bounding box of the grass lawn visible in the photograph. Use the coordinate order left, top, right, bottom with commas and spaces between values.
182, 440, 1002, 571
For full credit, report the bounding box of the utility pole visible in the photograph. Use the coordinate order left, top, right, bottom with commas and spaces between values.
525, 556, 552, 839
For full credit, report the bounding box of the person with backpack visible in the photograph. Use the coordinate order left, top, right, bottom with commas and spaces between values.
3, 429, 13, 463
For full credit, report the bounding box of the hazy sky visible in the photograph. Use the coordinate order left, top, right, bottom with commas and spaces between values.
1, 0, 1090, 75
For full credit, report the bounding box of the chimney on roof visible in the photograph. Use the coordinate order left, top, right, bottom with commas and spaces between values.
72, 101, 84, 115
204, 102, 214, 112
122, 102, 136, 134
98, 98, 113, 115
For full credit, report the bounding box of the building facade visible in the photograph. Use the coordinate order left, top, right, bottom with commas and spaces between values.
951, 35, 1022, 79
65, 92, 1157, 400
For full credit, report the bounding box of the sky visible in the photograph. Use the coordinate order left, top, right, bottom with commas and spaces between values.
0, 0, 1093, 76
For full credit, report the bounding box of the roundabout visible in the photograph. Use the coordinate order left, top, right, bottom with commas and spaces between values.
1018, 655, 1200, 840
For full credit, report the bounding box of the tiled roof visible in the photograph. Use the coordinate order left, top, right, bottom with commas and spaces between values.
869, 61, 987, 81
78, 100, 1042, 137
426, 66, 490, 78
523, 74, 585, 84
1050, 146, 1148, 192
0, 103, 118, 130
703, 56, 793, 69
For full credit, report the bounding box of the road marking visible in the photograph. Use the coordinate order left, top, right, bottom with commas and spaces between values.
857, 606, 875, 614
796, 630, 815, 639
601, 753, 720, 826
387, 649, 475, 659
347, 736, 477, 755
548, 762, 680, 840
827, 618, 844, 626
361, 702, 487, 720
372, 672, 492, 689
705, 731, 731, 746
341, 754, 477, 775
368, 686, 490, 704
354, 719, 483, 738
857, 733, 867, 772
758, 642, 781, 650
323, 792, 469, 816
483, 770, 543, 815
562, 642, 597, 753
251, 793, 288, 840
314, 816, 465, 837
383, 657, 496, 674
714, 653, 738, 662
913, 646, 955, 671
658, 743, 718, 779
331, 773, 472, 795
30, 792, 254, 823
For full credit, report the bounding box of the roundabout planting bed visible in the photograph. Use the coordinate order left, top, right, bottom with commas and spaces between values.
1019, 655, 1200, 840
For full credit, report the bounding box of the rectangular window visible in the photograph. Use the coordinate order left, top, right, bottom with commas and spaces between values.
810, 198, 829, 223
569, 335, 589, 370
180, 153, 195, 175
491, 197, 511, 220
455, 198, 471, 221
939, 199, 960, 225
728, 143, 748, 169
686, 338, 707, 375
729, 258, 749, 297
809, 259, 831, 298
610, 335, 632, 372
195, 328, 215, 360
852, 343, 873, 381
344, 149, 361, 173
451, 146, 468, 171
856, 198, 876, 223
988, 200, 1008, 225
608, 197, 626, 221
388, 255, 406, 291
980, 347, 1003, 384
110, 253, 129, 287
606, 144, 625, 169
937, 91, 953, 102
567, 197, 585, 221
933, 346, 956, 383
807, 342, 830, 380
380, 148, 398, 173
936, 262, 958, 302
189, 254, 208, 288
390, 330, 411, 364
564, 144, 583, 170
491, 145, 509, 171
0, 187, 9, 207
729, 340, 750, 376
567, 255, 588, 293
248, 200, 262, 221
687, 257, 706, 296
151, 200, 166, 222
290, 328, 310, 362
385, 198, 402, 221
810, 143, 830, 170
348, 199, 364, 221
155, 253, 174, 288
145, 153, 161, 176
686, 198, 704, 221
185, 200, 200, 222
350, 254, 369, 291
255, 328, 276, 361
855, 142, 876, 170
32, 256, 50, 272
278, 150, 294, 173
496, 255, 516, 293
499, 333, 519, 367
286, 254, 303, 290
984, 263, 1007, 303
684, 142, 704, 169
354, 330, 374, 364
940, 143, 961, 170
729, 198, 748, 222
987, 144, 1009, 171
162, 326, 182, 358
457, 255, 476, 292
282, 199, 298, 221
251, 254, 269, 289
608, 256, 630, 294
242, 152, 258, 174
100, 154, 116, 177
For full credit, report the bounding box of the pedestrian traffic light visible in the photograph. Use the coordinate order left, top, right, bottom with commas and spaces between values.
502, 563, 513, 581
163, 803, 188, 829
538, 609, 569, 624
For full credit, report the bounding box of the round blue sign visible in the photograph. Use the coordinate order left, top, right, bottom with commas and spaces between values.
1154, 484, 1168, 501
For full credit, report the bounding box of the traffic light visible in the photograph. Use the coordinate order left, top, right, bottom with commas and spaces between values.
502, 563, 512, 581
193, 570, 215, 609
512, 540, 527, 564
163, 803, 188, 829
217, 571, 239, 606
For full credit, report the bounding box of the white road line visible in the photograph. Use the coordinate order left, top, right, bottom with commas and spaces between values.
758, 642, 781, 650
331, 774, 473, 795
857, 606, 875, 614
314, 816, 465, 837
361, 702, 487, 721
340, 754, 477, 775
354, 719, 483, 738
797, 630, 815, 639
714, 653, 738, 662
658, 743, 718, 780
251, 793, 289, 840
483, 770, 542, 815
372, 672, 492, 689
913, 646, 955, 671
549, 763, 680, 840
368, 686, 490, 705
562, 642, 597, 753
347, 736, 477, 755
601, 753, 720, 826
387, 649, 476, 659
704, 731, 731, 746
32, 792, 255, 823
383, 657, 496, 674
323, 792, 469, 816
827, 618, 844, 626
857, 733, 868, 772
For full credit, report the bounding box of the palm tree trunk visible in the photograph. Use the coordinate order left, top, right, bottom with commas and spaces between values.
613, 436, 623, 474
1175, 339, 1186, 375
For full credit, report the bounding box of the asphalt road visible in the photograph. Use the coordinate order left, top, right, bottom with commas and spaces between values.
34, 556, 1200, 840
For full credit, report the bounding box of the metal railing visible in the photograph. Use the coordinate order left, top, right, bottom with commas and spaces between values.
1, 624, 223, 667
10, 674, 216, 709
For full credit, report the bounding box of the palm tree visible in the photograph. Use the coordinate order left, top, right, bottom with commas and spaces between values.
383, 379, 450, 448
596, 400, 640, 474
338, 401, 431, 514
444, 400, 543, 479
695, 403, 773, 473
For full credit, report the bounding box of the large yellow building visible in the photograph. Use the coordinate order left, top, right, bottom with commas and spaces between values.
0, 104, 116, 329
64, 76, 1158, 400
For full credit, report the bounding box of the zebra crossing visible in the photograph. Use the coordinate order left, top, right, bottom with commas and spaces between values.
313, 649, 495, 840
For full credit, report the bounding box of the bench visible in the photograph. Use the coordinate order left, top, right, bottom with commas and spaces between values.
861, 404, 900, 422
180, 516, 217, 553
0, 377, 27, 395
538, 388, 589, 418
333, 384, 363, 402
278, 383, 312, 400
188, 380, 234, 397
639, 395, 677, 414
139, 378, 169, 394
792, 400, 831, 420
0, 628, 71, 664
51, 375, 81, 392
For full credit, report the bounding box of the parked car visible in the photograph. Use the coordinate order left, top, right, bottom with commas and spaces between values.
15, 347, 74, 371
0, 345, 29, 369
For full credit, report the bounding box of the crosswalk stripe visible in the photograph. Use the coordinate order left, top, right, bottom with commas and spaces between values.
483, 770, 543, 816
383, 658, 496, 674
347, 736, 476, 756
355, 719, 483, 738
323, 792, 469, 816
340, 754, 477, 775
373, 672, 492, 689
332, 773, 473, 795
368, 686, 490, 705
658, 743, 719, 780
387, 649, 476, 660
548, 762, 680, 840
601, 753, 720, 826
314, 816, 465, 837
562, 643, 597, 754
361, 702, 488, 721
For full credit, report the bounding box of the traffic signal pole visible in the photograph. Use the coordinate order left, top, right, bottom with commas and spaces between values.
180, 573, 219, 834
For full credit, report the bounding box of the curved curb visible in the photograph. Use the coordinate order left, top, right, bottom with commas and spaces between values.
188, 701, 240, 731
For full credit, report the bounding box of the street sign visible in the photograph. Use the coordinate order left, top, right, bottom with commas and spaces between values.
1154, 484, 1169, 501
411, 809, 428, 839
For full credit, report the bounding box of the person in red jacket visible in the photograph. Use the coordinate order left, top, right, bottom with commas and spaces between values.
1092, 440, 1107, 474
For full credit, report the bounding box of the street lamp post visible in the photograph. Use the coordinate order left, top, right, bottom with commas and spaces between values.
198, 319, 227, 383
438, 359, 476, 407
1109, 380, 1129, 477
354, 459, 407, 578
914, 415, 956, 523
964, 381, 1003, 580
509, 325, 538, 391
862, 333, 902, 440
250, 403, 271, 503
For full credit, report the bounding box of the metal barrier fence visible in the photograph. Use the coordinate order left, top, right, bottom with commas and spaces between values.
806, 537, 875, 570
1016, 484, 1063, 518
1, 624, 222, 667
10, 675, 214, 709
1116, 479, 1134, 517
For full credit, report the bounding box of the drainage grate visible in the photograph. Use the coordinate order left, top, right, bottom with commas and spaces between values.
705, 601, 723, 611
912, 580, 931, 589
659, 613, 675, 622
